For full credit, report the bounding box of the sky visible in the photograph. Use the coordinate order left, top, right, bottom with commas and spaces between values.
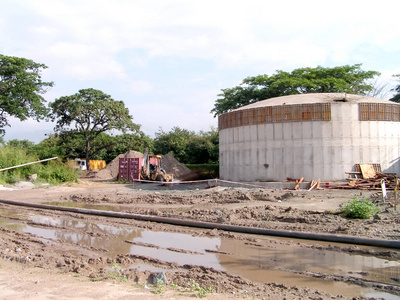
1, 0, 400, 143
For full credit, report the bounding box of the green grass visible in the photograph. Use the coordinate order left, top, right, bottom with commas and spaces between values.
342, 196, 380, 219
188, 280, 214, 298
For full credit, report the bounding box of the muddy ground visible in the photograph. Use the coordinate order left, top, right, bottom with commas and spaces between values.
0, 180, 399, 299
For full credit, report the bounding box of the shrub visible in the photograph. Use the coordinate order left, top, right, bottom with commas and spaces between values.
0, 146, 41, 184
342, 197, 380, 219
0, 145, 78, 185
37, 160, 78, 184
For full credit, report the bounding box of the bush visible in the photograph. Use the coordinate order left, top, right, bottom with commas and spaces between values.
37, 160, 79, 184
342, 197, 380, 219
0, 145, 78, 185
0, 146, 40, 184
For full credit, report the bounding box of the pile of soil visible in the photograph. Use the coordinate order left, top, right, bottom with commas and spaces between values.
160, 154, 192, 180
95, 150, 143, 180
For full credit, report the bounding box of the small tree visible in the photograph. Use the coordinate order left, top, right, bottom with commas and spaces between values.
0, 54, 53, 134
49, 88, 140, 170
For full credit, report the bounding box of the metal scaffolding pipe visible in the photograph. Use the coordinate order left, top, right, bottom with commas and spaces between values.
0, 157, 58, 172
0, 198, 399, 249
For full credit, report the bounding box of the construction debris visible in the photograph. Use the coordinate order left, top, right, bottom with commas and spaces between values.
294, 177, 304, 190
336, 172, 398, 190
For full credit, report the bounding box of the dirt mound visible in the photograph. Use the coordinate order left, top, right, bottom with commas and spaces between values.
161, 154, 193, 180
95, 150, 143, 180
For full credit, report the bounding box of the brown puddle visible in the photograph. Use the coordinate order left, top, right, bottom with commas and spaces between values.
0, 209, 399, 299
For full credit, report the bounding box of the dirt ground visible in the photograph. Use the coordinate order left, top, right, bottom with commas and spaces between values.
0, 180, 399, 299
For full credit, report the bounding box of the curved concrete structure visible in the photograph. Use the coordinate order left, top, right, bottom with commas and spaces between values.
219, 93, 400, 181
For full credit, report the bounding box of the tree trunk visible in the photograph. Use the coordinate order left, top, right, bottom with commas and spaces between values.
85, 139, 91, 171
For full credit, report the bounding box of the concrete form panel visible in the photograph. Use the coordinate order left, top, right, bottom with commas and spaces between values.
274, 123, 283, 140
293, 122, 302, 140
321, 122, 333, 139
312, 122, 322, 138
302, 122, 312, 139
283, 123, 293, 139
250, 126, 258, 141
266, 124, 274, 140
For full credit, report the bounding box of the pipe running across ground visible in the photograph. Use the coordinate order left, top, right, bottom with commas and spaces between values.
0, 198, 399, 249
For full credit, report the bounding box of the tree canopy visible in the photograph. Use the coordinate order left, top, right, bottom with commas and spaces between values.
0, 54, 53, 134
390, 75, 400, 103
154, 126, 218, 164
211, 64, 380, 116
49, 88, 140, 170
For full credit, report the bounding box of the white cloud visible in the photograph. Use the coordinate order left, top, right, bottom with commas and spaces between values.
44, 42, 127, 80
126, 80, 154, 96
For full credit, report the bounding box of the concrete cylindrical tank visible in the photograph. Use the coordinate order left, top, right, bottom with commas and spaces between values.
218, 93, 400, 181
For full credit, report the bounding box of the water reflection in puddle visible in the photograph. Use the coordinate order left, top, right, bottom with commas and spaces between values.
128, 231, 222, 269
0, 208, 399, 299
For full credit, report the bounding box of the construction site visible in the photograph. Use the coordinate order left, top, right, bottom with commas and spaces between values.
1, 93, 400, 299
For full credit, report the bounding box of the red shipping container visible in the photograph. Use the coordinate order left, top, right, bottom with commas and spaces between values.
118, 158, 142, 181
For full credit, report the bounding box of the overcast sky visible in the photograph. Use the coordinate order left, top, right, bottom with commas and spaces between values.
1, 0, 400, 143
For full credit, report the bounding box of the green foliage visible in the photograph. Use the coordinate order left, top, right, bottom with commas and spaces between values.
390, 74, 400, 103
7, 139, 35, 149
28, 134, 66, 160
0, 54, 53, 134
152, 278, 166, 294
0, 145, 39, 184
212, 64, 380, 116
29, 131, 152, 163
36, 160, 78, 184
342, 196, 380, 219
154, 127, 219, 164
188, 280, 214, 298
0, 145, 78, 185
49, 88, 140, 169
154, 126, 194, 162
185, 164, 219, 179
102, 132, 154, 163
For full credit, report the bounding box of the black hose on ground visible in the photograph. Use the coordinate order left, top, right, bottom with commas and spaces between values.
1, 198, 399, 249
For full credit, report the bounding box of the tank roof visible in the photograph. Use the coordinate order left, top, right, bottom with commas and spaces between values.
234, 93, 396, 111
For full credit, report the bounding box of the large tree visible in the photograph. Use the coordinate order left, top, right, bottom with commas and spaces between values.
390, 75, 400, 103
0, 54, 53, 134
211, 64, 380, 116
49, 88, 140, 170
